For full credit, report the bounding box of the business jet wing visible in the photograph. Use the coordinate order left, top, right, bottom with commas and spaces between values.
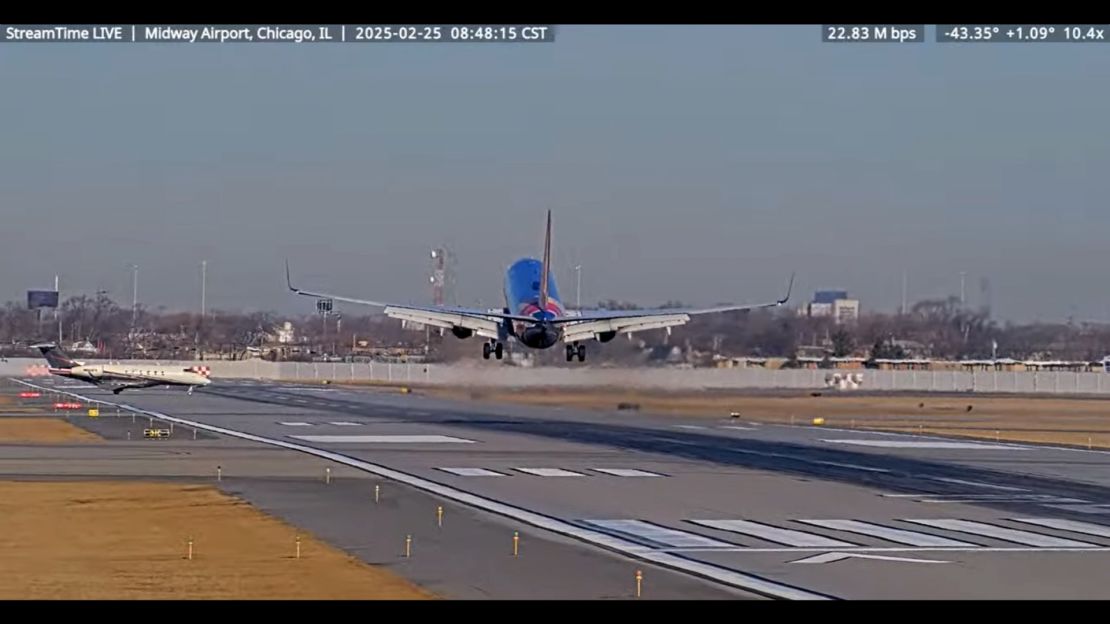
109, 379, 164, 394
557, 273, 794, 343
285, 262, 537, 339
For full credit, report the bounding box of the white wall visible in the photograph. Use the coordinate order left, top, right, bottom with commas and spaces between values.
4, 357, 1110, 395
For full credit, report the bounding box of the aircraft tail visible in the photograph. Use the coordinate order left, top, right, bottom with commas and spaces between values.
32, 343, 78, 369
539, 209, 551, 313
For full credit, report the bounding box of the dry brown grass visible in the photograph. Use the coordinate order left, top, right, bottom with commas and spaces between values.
428, 387, 1110, 449
0, 418, 102, 443
0, 481, 435, 599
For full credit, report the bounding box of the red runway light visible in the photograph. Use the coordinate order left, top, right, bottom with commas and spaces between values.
18, 392, 40, 398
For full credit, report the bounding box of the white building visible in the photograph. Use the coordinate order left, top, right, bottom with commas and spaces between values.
276, 321, 295, 344
833, 299, 860, 323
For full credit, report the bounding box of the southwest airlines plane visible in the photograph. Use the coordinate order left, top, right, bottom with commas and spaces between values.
286, 211, 793, 362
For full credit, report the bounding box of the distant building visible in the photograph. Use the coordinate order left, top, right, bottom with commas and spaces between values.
801, 290, 859, 323
813, 290, 848, 305
276, 321, 295, 344
808, 302, 834, 318
833, 298, 859, 323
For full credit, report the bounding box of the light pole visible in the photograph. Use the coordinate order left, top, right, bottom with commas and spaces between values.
129, 264, 138, 359
575, 265, 582, 310
201, 260, 206, 318
197, 260, 207, 360
131, 264, 139, 325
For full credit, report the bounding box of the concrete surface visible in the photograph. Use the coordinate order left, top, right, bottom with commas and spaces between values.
15, 375, 1110, 599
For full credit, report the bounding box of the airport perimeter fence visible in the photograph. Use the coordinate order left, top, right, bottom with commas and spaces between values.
5, 356, 1110, 396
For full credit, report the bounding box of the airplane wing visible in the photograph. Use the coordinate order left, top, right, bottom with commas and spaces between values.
284, 262, 538, 338
557, 273, 795, 343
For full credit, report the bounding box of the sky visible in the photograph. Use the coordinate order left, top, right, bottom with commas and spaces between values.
1, 25, 1108, 323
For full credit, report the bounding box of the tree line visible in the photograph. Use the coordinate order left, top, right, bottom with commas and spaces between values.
2, 293, 1108, 364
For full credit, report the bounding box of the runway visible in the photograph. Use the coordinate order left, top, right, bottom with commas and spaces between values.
18, 376, 1110, 599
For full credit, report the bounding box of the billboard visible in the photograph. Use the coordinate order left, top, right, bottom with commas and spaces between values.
27, 290, 59, 310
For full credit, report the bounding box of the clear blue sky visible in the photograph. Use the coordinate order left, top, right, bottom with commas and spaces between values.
1, 25, 1107, 322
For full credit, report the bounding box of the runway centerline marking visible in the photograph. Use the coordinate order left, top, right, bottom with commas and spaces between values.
278, 421, 312, 427
927, 477, 1028, 492
823, 439, 1026, 451
289, 434, 475, 444
812, 461, 891, 473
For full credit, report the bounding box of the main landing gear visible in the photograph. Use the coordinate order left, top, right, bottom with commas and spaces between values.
483, 340, 504, 360
566, 342, 585, 362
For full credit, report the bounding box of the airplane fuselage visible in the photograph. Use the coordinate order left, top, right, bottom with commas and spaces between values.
50, 364, 211, 388
504, 258, 563, 349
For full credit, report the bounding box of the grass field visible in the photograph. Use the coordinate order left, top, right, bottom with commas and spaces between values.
0, 418, 103, 443
427, 386, 1110, 449
0, 481, 435, 599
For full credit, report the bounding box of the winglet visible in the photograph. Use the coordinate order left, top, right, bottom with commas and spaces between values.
285, 259, 297, 293
777, 272, 796, 305
539, 209, 552, 313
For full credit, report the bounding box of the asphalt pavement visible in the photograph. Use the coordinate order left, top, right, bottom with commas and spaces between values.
15, 375, 1110, 599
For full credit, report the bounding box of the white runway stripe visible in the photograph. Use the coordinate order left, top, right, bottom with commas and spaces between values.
795, 519, 979, 547
928, 477, 1028, 491
279, 422, 312, 427
437, 467, 506, 477
591, 468, 664, 477
1010, 518, 1110, 539
290, 435, 475, 444
812, 461, 891, 473
676, 425, 707, 430
329, 421, 361, 426
515, 468, 586, 477
1046, 504, 1110, 515
689, 519, 860, 548
904, 519, 1099, 548
824, 439, 1024, 450
581, 519, 737, 549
